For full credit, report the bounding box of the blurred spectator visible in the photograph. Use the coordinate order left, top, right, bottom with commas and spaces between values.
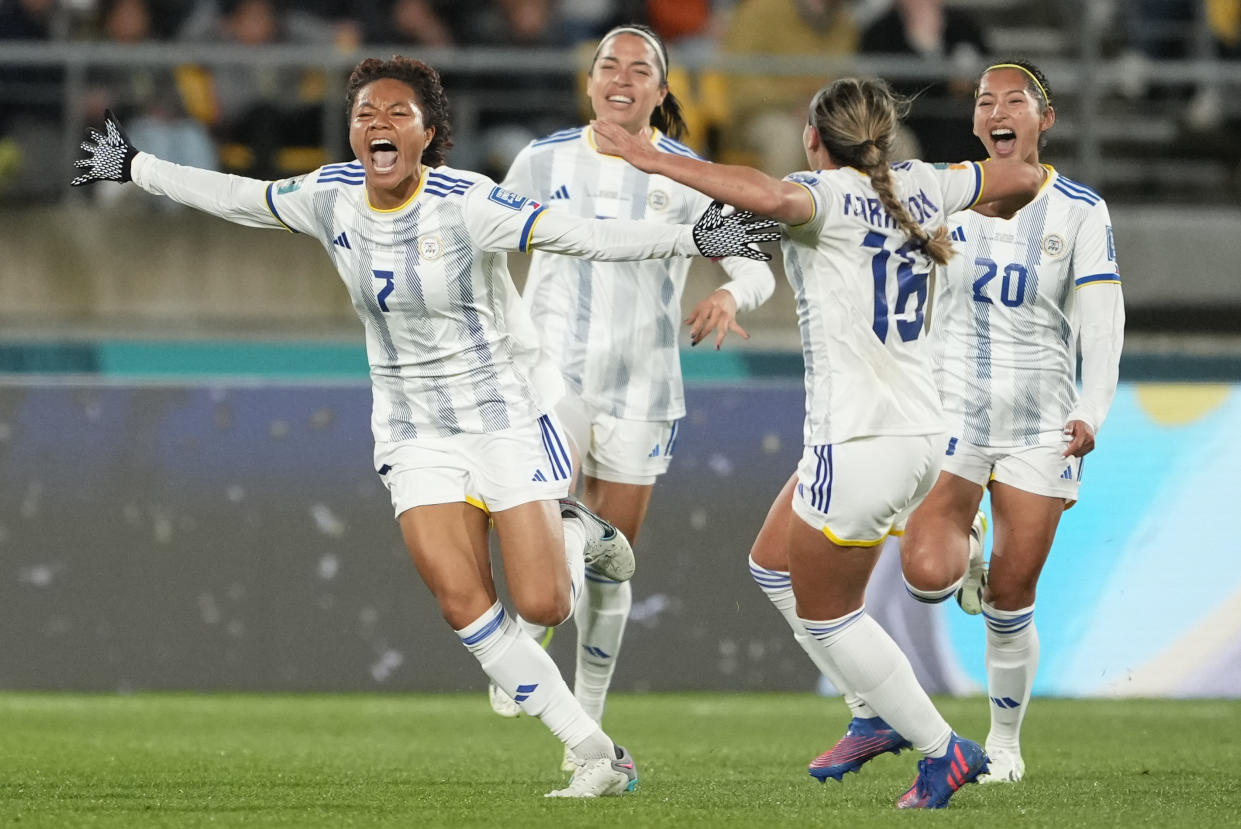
720, 0, 860, 176
81, 0, 217, 206
860, 0, 988, 161
180, 0, 329, 178
0, 0, 67, 201
452, 0, 578, 177
1207, 0, 1241, 57
364, 0, 465, 46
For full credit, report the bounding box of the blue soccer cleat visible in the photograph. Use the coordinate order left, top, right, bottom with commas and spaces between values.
808, 716, 912, 782
896, 733, 989, 809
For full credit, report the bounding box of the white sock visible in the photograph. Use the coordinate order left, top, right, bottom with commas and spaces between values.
800, 608, 952, 757
983, 601, 1038, 752
573, 575, 632, 722
562, 513, 588, 616
903, 574, 963, 604
456, 601, 602, 750
748, 557, 876, 718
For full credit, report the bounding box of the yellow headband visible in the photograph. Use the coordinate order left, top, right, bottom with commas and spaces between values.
981, 63, 1050, 105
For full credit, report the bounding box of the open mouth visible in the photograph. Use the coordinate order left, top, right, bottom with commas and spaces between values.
370, 138, 398, 173
606, 95, 634, 106
990, 128, 1017, 155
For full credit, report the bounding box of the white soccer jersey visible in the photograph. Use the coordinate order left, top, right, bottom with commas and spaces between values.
931, 167, 1122, 446
781, 160, 984, 446
504, 126, 773, 421
130, 154, 699, 442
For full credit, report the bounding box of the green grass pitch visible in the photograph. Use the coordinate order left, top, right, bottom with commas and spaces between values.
2, 692, 1238, 827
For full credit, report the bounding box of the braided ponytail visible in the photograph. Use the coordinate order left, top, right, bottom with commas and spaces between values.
809, 78, 955, 266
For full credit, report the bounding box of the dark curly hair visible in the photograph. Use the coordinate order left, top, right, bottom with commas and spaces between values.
346, 56, 453, 167
976, 58, 1053, 150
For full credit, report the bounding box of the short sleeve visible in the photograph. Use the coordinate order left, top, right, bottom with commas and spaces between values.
782, 171, 829, 235
1072, 200, 1121, 288
924, 161, 984, 215
464, 181, 550, 253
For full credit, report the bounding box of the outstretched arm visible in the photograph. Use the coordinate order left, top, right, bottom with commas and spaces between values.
72, 109, 287, 230
528, 200, 778, 262
592, 120, 812, 226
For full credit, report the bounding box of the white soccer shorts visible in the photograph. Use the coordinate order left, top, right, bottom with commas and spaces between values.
553, 392, 678, 486
791, 434, 941, 546
374, 414, 573, 517
939, 431, 1083, 501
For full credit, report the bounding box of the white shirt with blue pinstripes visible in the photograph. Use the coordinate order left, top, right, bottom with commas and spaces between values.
932, 167, 1123, 447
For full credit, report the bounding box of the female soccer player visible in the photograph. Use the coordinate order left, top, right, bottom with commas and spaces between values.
70, 55, 776, 799
594, 77, 1044, 809
899, 60, 1125, 784
490, 24, 775, 754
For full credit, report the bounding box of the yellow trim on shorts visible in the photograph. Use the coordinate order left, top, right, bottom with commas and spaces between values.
465, 495, 489, 514
887, 527, 904, 538
821, 525, 887, 547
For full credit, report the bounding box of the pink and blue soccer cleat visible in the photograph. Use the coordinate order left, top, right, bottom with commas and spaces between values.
896, 733, 989, 809
808, 716, 912, 782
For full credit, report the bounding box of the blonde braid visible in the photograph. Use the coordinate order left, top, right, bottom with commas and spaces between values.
810, 78, 955, 266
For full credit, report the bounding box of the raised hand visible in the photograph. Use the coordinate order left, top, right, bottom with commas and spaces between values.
692, 200, 780, 261
71, 109, 137, 187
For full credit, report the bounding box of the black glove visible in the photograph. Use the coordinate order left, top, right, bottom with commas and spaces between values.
692, 200, 781, 261
71, 109, 137, 187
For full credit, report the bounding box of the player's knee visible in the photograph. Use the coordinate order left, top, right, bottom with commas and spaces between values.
513, 592, 572, 628
901, 551, 964, 594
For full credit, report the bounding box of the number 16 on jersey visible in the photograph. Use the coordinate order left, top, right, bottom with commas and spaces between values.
861, 230, 929, 344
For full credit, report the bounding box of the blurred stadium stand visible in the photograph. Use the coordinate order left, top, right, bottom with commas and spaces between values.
2, 0, 1240, 340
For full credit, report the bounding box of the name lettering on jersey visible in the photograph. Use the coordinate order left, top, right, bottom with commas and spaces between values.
418, 234, 443, 261
488, 186, 529, 210
646, 189, 669, 211
276, 175, 306, 194
1042, 233, 1066, 258
841, 189, 940, 229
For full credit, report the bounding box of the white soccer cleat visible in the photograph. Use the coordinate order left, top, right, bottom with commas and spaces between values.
488, 680, 523, 718
559, 497, 635, 582
956, 509, 988, 615
545, 745, 638, 798
977, 745, 1025, 784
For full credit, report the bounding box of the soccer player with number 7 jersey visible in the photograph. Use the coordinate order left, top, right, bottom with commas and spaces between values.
900, 60, 1125, 785
70, 55, 777, 800
594, 77, 1044, 809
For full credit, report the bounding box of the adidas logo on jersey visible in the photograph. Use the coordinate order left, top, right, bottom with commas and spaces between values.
549, 185, 570, 200
332, 231, 351, 249
950, 226, 966, 243
532, 469, 547, 482
1061, 465, 1074, 480
648, 444, 660, 458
